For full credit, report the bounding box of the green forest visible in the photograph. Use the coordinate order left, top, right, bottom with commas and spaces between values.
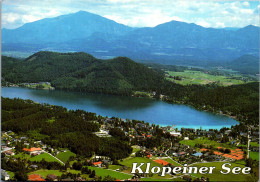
2, 51, 259, 125
2, 97, 132, 160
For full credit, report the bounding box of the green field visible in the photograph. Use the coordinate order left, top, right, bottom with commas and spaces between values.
179, 138, 235, 149
88, 166, 132, 180
166, 70, 246, 86
190, 162, 254, 182
28, 170, 62, 178
238, 142, 259, 148
23, 83, 54, 90
29, 153, 63, 164
250, 142, 259, 147
108, 165, 122, 170
164, 158, 182, 166
249, 151, 259, 161
56, 150, 76, 163
119, 157, 172, 179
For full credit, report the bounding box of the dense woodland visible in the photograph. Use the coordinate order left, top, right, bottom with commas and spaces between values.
2, 52, 259, 125
2, 52, 163, 95
2, 97, 132, 159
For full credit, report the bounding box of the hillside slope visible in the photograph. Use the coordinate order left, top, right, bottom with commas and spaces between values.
227, 55, 259, 75
2, 51, 164, 95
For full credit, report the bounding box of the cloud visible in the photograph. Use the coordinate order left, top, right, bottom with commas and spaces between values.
1, 0, 259, 29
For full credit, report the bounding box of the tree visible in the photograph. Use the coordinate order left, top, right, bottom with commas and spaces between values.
90, 170, 96, 178
15, 171, 28, 181
103, 175, 116, 181
224, 149, 231, 154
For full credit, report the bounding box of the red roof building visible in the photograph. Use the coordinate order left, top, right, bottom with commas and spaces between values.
153, 159, 169, 166
28, 174, 45, 181
93, 161, 102, 166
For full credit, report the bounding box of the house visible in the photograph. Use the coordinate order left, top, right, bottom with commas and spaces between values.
29, 165, 38, 169
20, 136, 27, 140
23, 147, 43, 155
225, 130, 232, 135
1, 170, 10, 181
170, 131, 182, 137
178, 152, 187, 156
240, 132, 247, 137
93, 161, 102, 167
4, 150, 15, 156
102, 159, 111, 165
153, 159, 169, 166
184, 137, 189, 140
28, 174, 46, 181
216, 134, 223, 139
2, 146, 13, 153
192, 152, 203, 157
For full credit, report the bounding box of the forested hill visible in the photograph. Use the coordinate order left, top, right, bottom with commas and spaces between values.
2, 97, 132, 159
2, 51, 164, 95
227, 55, 259, 75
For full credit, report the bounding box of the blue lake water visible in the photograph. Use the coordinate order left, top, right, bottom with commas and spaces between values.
1, 87, 238, 129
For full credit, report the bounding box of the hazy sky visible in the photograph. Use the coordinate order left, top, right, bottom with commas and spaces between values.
2, 0, 260, 29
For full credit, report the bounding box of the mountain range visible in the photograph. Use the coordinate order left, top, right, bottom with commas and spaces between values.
2, 11, 259, 64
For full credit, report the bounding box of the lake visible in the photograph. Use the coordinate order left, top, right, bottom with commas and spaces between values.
1, 87, 238, 129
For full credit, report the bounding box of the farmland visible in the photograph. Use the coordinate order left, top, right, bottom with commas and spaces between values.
166, 70, 250, 86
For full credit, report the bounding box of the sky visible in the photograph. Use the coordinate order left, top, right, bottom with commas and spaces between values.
2, 0, 260, 29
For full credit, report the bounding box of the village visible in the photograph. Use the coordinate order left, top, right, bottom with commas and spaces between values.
1, 116, 259, 181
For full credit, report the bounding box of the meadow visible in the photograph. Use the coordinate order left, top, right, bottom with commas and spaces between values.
56, 150, 76, 163
166, 70, 247, 86
190, 161, 255, 182
29, 153, 63, 164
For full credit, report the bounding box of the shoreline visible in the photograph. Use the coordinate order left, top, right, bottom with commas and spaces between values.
2, 86, 239, 131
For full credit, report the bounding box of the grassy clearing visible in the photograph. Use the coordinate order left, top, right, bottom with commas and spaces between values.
250, 142, 259, 147
166, 70, 247, 86
29, 153, 62, 164
179, 138, 235, 149
28, 170, 62, 178
56, 150, 76, 163
108, 165, 121, 170
67, 169, 81, 174
24, 83, 54, 90
119, 157, 172, 179
164, 158, 182, 166
88, 166, 132, 180
190, 162, 254, 182
249, 152, 259, 161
